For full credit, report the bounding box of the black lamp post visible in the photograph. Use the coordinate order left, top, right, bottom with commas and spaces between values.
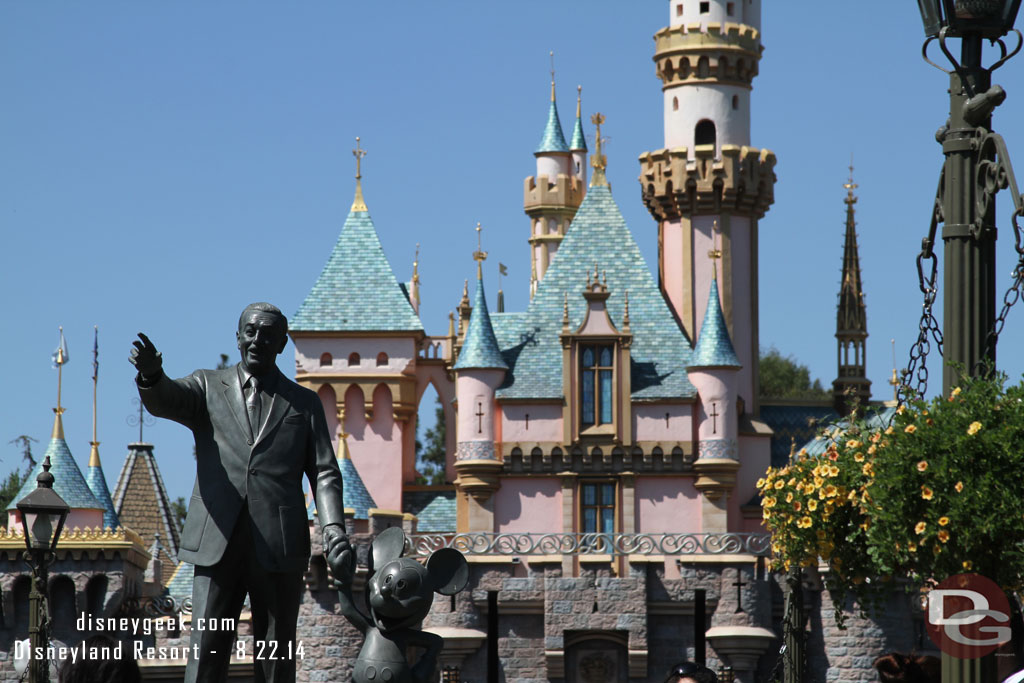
914, 0, 1024, 396
16, 456, 70, 683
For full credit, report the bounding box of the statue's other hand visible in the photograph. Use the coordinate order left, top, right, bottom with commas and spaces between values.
130, 332, 163, 379
324, 524, 354, 587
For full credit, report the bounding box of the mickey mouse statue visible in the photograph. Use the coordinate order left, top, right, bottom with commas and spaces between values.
332, 527, 469, 683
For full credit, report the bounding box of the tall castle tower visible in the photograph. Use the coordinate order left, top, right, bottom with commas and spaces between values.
525, 65, 587, 298
833, 167, 871, 415
639, 0, 776, 414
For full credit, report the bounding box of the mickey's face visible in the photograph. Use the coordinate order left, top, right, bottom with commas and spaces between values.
368, 558, 433, 632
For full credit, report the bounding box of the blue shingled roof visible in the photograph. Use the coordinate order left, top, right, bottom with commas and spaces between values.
570, 113, 587, 152
291, 207, 424, 333
455, 277, 508, 371
307, 455, 376, 520
495, 183, 695, 400
404, 489, 456, 533
689, 278, 741, 368
536, 99, 570, 154
86, 455, 121, 529
759, 403, 839, 468
797, 405, 898, 457
9, 431, 104, 514
166, 561, 194, 600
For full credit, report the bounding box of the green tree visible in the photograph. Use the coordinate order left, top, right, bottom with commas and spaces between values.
759, 346, 830, 399
0, 436, 38, 525
171, 496, 188, 533
415, 395, 447, 485
216, 353, 231, 370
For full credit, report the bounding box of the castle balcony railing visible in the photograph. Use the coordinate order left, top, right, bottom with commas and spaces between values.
408, 532, 771, 558
419, 335, 452, 362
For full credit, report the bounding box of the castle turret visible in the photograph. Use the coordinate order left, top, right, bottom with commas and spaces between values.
570, 85, 588, 187
526, 60, 585, 298
640, 0, 775, 416
833, 165, 871, 415
687, 265, 741, 533
453, 229, 508, 532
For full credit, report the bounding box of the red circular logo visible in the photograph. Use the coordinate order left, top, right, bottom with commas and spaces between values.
925, 573, 1011, 658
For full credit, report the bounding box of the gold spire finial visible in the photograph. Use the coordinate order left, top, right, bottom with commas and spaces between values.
623, 290, 631, 329
562, 292, 570, 331
472, 222, 488, 280
844, 154, 858, 204
90, 325, 101, 467
52, 326, 68, 439
550, 51, 556, 102
351, 136, 368, 212
589, 112, 608, 186
576, 85, 582, 118
890, 338, 900, 401
707, 220, 722, 279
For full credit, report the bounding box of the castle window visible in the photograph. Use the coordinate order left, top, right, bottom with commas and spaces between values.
676, 3, 683, 16
348, 352, 360, 366
732, 94, 739, 110
376, 352, 388, 366
699, 1, 710, 13
580, 481, 616, 538
672, 96, 679, 111
695, 119, 716, 148
727, 2, 735, 15
319, 352, 332, 367
580, 344, 614, 427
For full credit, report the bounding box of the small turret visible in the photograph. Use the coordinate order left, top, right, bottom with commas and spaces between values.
453, 226, 507, 532
570, 85, 588, 186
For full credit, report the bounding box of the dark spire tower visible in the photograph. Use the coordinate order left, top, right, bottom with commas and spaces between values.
833, 164, 871, 415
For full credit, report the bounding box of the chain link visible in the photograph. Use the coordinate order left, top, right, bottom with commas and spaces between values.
975, 207, 1024, 375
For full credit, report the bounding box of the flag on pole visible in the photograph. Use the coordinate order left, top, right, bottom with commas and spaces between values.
92, 326, 99, 382
52, 328, 69, 368
499, 263, 508, 277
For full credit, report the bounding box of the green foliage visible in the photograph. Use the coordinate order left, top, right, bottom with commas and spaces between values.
0, 470, 28, 527
216, 353, 231, 370
415, 395, 447, 485
171, 496, 188, 533
760, 372, 1024, 624
759, 346, 830, 399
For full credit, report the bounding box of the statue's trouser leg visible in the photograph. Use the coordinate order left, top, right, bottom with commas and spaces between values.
186, 554, 247, 682
248, 566, 303, 683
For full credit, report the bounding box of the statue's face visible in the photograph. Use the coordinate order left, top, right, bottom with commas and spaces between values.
236, 310, 286, 375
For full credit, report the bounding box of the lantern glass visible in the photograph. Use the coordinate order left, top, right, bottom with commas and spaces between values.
919, 0, 945, 36
929, 0, 1023, 37
16, 485, 70, 552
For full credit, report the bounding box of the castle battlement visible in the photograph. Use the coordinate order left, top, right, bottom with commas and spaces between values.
638, 143, 776, 219
654, 22, 761, 88
523, 173, 585, 215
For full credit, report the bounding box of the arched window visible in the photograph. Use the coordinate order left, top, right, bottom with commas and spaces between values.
319, 352, 332, 367
732, 94, 739, 110
580, 344, 614, 427
672, 96, 679, 111
348, 352, 360, 366
695, 119, 716, 148
86, 575, 108, 616
376, 352, 388, 366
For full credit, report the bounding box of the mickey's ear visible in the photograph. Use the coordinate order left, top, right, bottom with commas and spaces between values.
426, 548, 469, 596
370, 527, 407, 573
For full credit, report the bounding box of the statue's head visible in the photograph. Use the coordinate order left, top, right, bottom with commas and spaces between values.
365, 527, 468, 633
236, 302, 288, 376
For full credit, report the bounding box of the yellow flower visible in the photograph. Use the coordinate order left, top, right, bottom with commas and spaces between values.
787, 477, 797, 487
828, 465, 839, 477
848, 490, 859, 502
862, 462, 874, 476
847, 439, 862, 450
963, 560, 973, 570
798, 516, 813, 529
774, 479, 785, 490
756, 478, 766, 489
867, 444, 877, 455
807, 499, 819, 512
824, 485, 838, 498
921, 486, 934, 500
968, 421, 982, 436
870, 432, 881, 443
950, 386, 962, 399
897, 404, 907, 415
793, 501, 802, 512
917, 460, 928, 472
915, 521, 927, 535
939, 516, 950, 526
905, 424, 917, 434
908, 542, 918, 553
764, 496, 777, 508
854, 452, 865, 462
813, 476, 825, 488
786, 492, 794, 503
938, 530, 950, 543
763, 509, 772, 520
955, 481, 964, 493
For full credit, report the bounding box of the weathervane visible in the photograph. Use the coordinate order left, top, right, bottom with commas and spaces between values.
473, 222, 488, 279
351, 136, 368, 212
128, 397, 155, 443
708, 219, 723, 279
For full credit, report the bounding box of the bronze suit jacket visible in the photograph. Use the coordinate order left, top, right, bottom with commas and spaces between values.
138, 364, 345, 572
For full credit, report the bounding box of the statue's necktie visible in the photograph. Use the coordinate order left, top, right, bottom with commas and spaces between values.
247, 376, 262, 439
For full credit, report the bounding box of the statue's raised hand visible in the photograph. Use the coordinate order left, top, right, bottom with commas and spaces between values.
130, 332, 163, 379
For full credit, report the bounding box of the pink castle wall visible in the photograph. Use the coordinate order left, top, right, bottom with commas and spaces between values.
294, 337, 417, 375
635, 476, 700, 533
494, 478, 562, 534
343, 384, 403, 511
633, 403, 693, 442
500, 404, 562, 443
455, 371, 503, 448
732, 434, 771, 532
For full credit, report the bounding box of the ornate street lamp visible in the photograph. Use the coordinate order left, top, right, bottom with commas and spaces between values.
16, 456, 70, 683
903, 0, 1024, 400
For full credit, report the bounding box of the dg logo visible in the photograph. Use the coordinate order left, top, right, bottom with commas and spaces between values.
926, 573, 1012, 658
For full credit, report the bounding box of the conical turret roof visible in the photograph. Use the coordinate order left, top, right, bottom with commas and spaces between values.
9, 416, 104, 514
455, 276, 507, 371
689, 278, 741, 369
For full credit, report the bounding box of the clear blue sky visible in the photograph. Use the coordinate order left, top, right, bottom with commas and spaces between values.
3, 2, 1023, 507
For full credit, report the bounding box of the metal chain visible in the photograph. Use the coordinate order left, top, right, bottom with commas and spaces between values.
975, 207, 1024, 375
898, 180, 945, 408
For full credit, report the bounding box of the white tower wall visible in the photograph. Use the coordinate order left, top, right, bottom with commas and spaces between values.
664, 84, 751, 153
536, 153, 571, 181
669, 0, 760, 30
